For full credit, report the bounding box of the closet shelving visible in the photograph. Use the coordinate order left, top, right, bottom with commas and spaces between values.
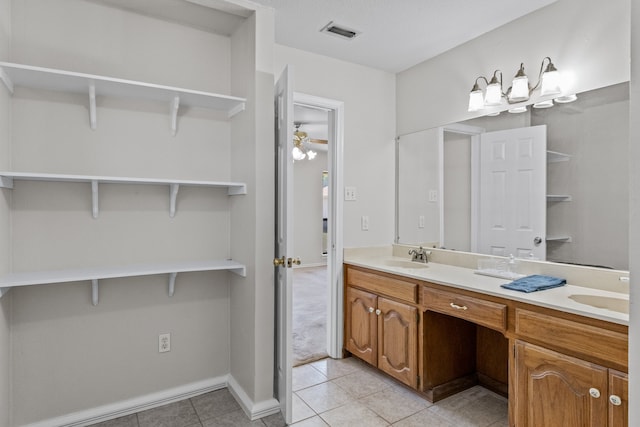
0, 61, 247, 135
0, 172, 247, 218
546, 149, 572, 243
0, 260, 246, 305
0, 62, 248, 302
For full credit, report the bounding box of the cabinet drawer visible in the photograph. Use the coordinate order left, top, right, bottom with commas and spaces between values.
347, 268, 418, 304
515, 309, 628, 368
423, 287, 507, 332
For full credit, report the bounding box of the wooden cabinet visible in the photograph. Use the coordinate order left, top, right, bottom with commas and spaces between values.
514, 341, 628, 427
345, 268, 419, 388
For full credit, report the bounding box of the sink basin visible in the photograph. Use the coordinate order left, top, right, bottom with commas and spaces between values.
568, 294, 629, 314
383, 259, 429, 269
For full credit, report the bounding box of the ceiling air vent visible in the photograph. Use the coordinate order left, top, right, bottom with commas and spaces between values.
320, 21, 360, 40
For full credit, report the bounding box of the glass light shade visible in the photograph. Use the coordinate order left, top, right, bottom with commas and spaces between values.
509, 75, 530, 102
468, 89, 484, 112
508, 106, 527, 114
554, 94, 577, 103
307, 150, 317, 160
533, 100, 554, 109
484, 83, 502, 106
292, 146, 306, 161
540, 70, 561, 96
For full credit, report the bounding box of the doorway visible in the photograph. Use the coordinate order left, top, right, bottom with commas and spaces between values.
291, 103, 330, 366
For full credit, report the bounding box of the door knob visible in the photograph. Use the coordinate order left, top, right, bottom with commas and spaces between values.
533, 236, 543, 245
273, 256, 286, 267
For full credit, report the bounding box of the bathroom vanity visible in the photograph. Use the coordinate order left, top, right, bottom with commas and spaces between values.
344, 246, 628, 427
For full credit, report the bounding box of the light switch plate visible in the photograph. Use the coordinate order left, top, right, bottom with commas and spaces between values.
345, 186, 357, 201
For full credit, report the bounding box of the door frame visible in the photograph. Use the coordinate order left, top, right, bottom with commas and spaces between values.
437, 123, 484, 251
293, 92, 344, 359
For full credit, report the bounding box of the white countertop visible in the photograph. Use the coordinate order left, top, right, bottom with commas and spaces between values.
344, 253, 629, 326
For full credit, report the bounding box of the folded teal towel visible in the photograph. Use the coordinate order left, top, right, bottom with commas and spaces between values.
501, 275, 566, 293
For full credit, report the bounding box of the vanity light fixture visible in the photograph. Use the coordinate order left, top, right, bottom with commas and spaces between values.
468, 57, 576, 114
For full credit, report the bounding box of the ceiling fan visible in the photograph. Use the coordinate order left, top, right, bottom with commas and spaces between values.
292, 123, 327, 160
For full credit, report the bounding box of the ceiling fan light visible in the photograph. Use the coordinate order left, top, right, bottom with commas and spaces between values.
307, 150, 317, 160
292, 146, 306, 161
468, 88, 484, 112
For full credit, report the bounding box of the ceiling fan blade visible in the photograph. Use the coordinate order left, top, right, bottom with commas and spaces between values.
309, 138, 328, 144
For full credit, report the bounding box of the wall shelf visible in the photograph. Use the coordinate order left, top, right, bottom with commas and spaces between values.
0, 172, 247, 218
546, 235, 573, 242
0, 259, 246, 305
547, 194, 572, 202
547, 150, 571, 163
0, 62, 246, 135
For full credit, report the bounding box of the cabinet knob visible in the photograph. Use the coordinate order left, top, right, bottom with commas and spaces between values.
375, 309, 381, 316
368, 307, 374, 313
589, 388, 601, 398
609, 395, 622, 406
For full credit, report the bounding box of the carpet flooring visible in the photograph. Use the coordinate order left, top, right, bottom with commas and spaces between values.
293, 266, 328, 366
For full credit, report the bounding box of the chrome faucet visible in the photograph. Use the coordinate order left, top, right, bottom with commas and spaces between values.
408, 246, 430, 263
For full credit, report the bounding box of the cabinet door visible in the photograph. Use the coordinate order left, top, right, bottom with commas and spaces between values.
377, 297, 418, 388
345, 286, 377, 365
514, 341, 608, 427
608, 370, 628, 427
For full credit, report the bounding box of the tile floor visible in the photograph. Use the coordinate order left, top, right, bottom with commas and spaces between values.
89, 357, 508, 427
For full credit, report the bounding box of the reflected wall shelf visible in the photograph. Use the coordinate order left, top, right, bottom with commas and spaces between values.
546, 235, 573, 242
0, 172, 247, 218
0, 62, 246, 135
547, 150, 571, 163
547, 194, 572, 202
0, 259, 246, 305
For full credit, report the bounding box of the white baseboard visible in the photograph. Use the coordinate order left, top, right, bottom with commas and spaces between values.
227, 375, 281, 420
20, 376, 229, 427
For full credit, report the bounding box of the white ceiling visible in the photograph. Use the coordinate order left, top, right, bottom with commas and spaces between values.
250, 0, 557, 72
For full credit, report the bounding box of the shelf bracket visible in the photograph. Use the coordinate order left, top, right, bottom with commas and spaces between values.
91, 279, 99, 306
228, 102, 245, 118
169, 184, 179, 218
0, 67, 14, 94
0, 287, 10, 299
0, 176, 13, 189
170, 95, 180, 136
89, 82, 97, 130
168, 272, 177, 297
91, 180, 99, 219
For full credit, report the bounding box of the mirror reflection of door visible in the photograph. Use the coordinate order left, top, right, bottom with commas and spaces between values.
322, 170, 328, 256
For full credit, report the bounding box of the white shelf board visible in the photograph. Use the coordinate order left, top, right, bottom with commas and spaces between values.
546, 235, 573, 242
0, 172, 246, 218
547, 194, 572, 202
0, 62, 246, 115
547, 150, 571, 163
0, 259, 246, 288
0, 259, 246, 304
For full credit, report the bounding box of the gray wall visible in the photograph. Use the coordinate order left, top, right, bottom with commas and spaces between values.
0, 0, 11, 425
7, 1, 240, 424
294, 150, 328, 267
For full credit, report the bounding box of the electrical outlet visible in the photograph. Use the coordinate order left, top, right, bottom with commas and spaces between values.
429, 190, 438, 202
159, 333, 171, 353
419, 215, 425, 229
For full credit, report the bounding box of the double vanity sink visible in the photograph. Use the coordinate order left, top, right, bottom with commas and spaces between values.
343, 245, 629, 426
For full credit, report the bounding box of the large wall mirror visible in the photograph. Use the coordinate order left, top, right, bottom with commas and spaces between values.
396, 82, 629, 271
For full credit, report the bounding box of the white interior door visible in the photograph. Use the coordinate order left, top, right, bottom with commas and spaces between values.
478, 125, 547, 259
274, 66, 294, 424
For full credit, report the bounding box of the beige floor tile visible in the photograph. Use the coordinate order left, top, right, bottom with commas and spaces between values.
320, 402, 390, 427
289, 415, 329, 426
358, 385, 431, 423
88, 414, 138, 427
137, 399, 200, 427
293, 364, 329, 391
201, 409, 264, 427
309, 357, 365, 380
191, 389, 241, 421
292, 392, 317, 423
331, 370, 391, 399
296, 382, 355, 414
428, 387, 508, 427
392, 408, 456, 427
